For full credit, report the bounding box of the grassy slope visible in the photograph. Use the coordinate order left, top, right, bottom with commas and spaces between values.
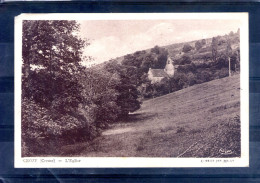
64, 74, 240, 157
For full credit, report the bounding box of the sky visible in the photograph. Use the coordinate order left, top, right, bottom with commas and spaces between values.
78, 19, 241, 66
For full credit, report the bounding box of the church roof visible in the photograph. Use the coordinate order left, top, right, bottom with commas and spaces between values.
150, 69, 169, 77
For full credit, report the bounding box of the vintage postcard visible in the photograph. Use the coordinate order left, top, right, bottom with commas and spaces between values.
15, 13, 249, 168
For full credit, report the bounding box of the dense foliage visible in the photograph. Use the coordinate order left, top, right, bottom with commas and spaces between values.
22, 20, 141, 156
182, 43, 193, 53
195, 40, 203, 50
117, 32, 240, 100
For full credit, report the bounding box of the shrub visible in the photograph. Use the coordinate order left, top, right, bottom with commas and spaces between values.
214, 67, 229, 79
186, 72, 197, 86
180, 55, 191, 65
229, 31, 234, 36
215, 54, 229, 69
195, 40, 202, 50
201, 39, 206, 45
151, 45, 160, 54
196, 70, 213, 83
22, 98, 61, 156
182, 44, 193, 53
177, 63, 197, 73
22, 98, 96, 156
193, 52, 212, 61
218, 38, 226, 46
198, 46, 211, 53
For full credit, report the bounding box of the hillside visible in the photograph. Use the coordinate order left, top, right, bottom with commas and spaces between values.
62, 74, 240, 157
166, 34, 238, 59
108, 30, 240, 65
90, 30, 240, 101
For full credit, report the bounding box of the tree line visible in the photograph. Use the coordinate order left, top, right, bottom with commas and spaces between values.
120, 31, 240, 99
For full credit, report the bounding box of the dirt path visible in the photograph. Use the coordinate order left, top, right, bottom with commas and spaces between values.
102, 127, 135, 136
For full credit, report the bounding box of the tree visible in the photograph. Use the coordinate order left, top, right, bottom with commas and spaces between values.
229, 31, 234, 36
22, 20, 90, 155
218, 38, 226, 46
215, 53, 229, 69
195, 40, 202, 50
151, 45, 160, 54
201, 39, 206, 45
151, 78, 171, 97
186, 72, 197, 86
80, 68, 121, 128
150, 46, 169, 69
211, 37, 218, 62
197, 70, 212, 83
155, 47, 168, 69
104, 61, 141, 119
180, 55, 191, 65
140, 54, 156, 73
182, 44, 193, 53
237, 28, 240, 35
231, 48, 240, 71
22, 20, 87, 113
122, 53, 142, 68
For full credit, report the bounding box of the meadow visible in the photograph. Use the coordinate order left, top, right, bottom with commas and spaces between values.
61, 74, 240, 158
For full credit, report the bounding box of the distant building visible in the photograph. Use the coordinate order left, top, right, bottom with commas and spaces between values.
148, 56, 175, 84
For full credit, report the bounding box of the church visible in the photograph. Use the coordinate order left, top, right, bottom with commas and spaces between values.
148, 56, 175, 84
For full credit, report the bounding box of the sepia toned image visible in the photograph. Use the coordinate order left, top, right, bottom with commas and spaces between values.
15, 13, 249, 167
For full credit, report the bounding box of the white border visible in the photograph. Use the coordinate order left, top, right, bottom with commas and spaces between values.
14, 13, 249, 168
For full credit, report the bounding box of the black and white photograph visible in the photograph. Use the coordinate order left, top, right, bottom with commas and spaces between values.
14, 13, 249, 167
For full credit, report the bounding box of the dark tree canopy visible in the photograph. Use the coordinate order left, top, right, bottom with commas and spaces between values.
22, 20, 93, 156
22, 20, 86, 113
180, 55, 192, 65
201, 39, 206, 45
182, 44, 193, 53
151, 45, 160, 54
104, 61, 141, 118
195, 40, 202, 50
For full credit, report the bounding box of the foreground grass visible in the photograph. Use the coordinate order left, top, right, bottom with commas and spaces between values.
61, 74, 240, 157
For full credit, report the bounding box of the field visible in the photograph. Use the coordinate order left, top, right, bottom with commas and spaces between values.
62, 74, 241, 158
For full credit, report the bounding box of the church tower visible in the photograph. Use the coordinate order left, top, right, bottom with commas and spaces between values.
164, 56, 175, 77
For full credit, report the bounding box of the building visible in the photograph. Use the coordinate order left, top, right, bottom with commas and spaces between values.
148, 56, 175, 84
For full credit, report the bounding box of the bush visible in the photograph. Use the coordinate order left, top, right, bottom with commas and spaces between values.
177, 63, 196, 73
179, 55, 191, 65
201, 39, 206, 45
22, 98, 96, 156
196, 70, 213, 83
214, 68, 229, 79
215, 54, 229, 69
151, 45, 160, 54
218, 38, 226, 46
198, 46, 211, 53
170, 73, 189, 91
182, 44, 193, 53
195, 40, 202, 50
186, 72, 197, 86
